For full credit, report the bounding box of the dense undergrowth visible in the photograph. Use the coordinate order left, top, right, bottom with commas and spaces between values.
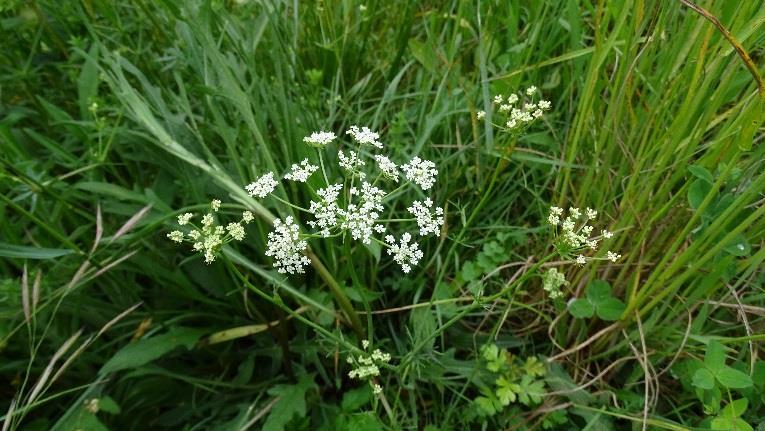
1, 0, 765, 430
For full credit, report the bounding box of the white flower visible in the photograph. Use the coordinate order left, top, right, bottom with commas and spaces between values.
373, 384, 383, 395
606, 251, 621, 262
550, 206, 564, 216
575, 255, 586, 266
402, 157, 438, 190
362, 339, 370, 349
340, 182, 385, 243
242, 211, 254, 224
524, 103, 536, 111
385, 233, 423, 273
177, 213, 193, 226
346, 125, 383, 149
542, 268, 567, 299
507, 94, 519, 104
532, 109, 543, 118
374, 155, 399, 181
308, 184, 342, 237
586, 208, 597, 219
167, 230, 184, 243
506, 119, 517, 129
602, 230, 613, 239
226, 222, 246, 241
211, 199, 221, 212
525, 85, 537, 96
246, 172, 278, 198
284, 158, 319, 182
338, 150, 366, 178
499, 104, 511, 112
476, 110, 486, 120
265, 216, 311, 274
202, 214, 214, 228
539, 100, 552, 110
303, 130, 336, 147
569, 207, 581, 219
548, 214, 560, 226
493, 95, 503, 104
408, 198, 444, 236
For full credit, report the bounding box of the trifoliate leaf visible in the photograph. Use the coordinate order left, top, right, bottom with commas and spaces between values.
568, 298, 594, 319
595, 297, 626, 321
693, 368, 716, 390
704, 341, 727, 373
716, 367, 753, 389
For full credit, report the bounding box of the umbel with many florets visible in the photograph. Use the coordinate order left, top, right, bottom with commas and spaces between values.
168, 126, 444, 275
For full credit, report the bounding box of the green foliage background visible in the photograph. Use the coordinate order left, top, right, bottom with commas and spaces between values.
1, 0, 764, 429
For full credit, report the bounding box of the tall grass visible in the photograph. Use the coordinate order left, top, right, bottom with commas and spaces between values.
1, 0, 764, 429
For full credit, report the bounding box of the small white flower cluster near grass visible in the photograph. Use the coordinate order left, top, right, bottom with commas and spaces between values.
476, 85, 551, 134
166, 200, 254, 264
170, 126, 444, 273
547, 206, 620, 266
347, 339, 392, 396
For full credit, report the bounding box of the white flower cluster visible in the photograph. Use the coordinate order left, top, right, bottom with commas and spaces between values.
542, 267, 567, 299
480, 86, 552, 133
245, 172, 278, 198
303, 131, 336, 147
284, 159, 319, 182
346, 125, 383, 149
347, 339, 392, 381
265, 216, 312, 274
241, 126, 443, 274
384, 233, 424, 273
407, 198, 444, 237
167, 201, 253, 264
547, 206, 620, 266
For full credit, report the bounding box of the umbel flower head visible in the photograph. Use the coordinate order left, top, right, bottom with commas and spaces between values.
347, 339, 392, 397
166, 200, 253, 264
169, 125, 445, 275
478, 86, 552, 135
547, 206, 620, 266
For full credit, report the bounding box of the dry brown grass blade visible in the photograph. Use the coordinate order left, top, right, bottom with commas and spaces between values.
26, 329, 83, 405
91, 202, 103, 254
109, 204, 152, 244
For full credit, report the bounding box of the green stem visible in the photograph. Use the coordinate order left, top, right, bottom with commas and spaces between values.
306, 249, 364, 338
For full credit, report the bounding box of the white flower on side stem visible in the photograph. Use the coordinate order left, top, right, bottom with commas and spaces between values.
303, 131, 336, 147
408, 198, 444, 237
246, 172, 278, 198
476, 110, 486, 120
402, 157, 438, 190
211, 199, 221, 212
385, 233, 423, 273
167, 231, 184, 243
338, 150, 366, 178
177, 213, 193, 226
374, 155, 399, 181
346, 125, 383, 149
341, 182, 385, 243
284, 159, 318, 182
606, 251, 621, 262
308, 184, 343, 237
265, 216, 311, 274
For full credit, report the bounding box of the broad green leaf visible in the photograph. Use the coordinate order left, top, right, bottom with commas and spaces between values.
720, 398, 748, 419
474, 396, 498, 416
688, 165, 714, 184
0, 243, 75, 260
716, 367, 753, 389
98, 396, 121, 414
341, 386, 372, 412
711, 417, 753, 431
688, 179, 712, 210
705, 341, 727, 372
693, 368, 716, 390
101, 327, 205, 374
344, 414, 384, 431
263, 374, 316, 431
596, 298, 626, 321
585, 280, 612, 304
568, 298, 594, 318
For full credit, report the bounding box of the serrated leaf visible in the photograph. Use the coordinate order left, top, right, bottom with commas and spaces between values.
263, 374, 316, 431
693, 368, 716, 390
704, 341, 727, 372
101, 327, 205, 374
568, 298, 594, 318
595, 298, 625, 321
585, 280, 612, 304
717, 367, 753, 389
